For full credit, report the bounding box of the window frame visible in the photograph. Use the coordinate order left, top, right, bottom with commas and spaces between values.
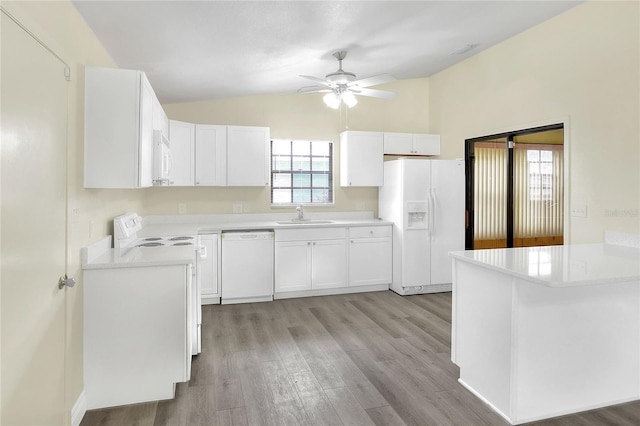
270, 139, 335, 206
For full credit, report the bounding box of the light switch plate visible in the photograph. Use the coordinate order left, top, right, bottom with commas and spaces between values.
570, 204, 587, 218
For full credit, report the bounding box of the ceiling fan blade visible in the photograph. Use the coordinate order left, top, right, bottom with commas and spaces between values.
299, 75, 333, 87
297, 86, 331, 94
353, 88, 396, 99
349, 73, 396, 88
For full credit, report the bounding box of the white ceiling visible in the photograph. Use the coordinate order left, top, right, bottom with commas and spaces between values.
72, 1, 581, 104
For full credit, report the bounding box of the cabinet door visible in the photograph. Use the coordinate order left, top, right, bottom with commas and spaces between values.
227, 125, 270, 186
199, 234, 219, 297
349, 238, 392, 286
84, 67, 155, 188
275, 241, 311, 292
339, 131, 383, 187
311, 239, 347, 289
383, 132, 414, 155
138, 74, 155, 188
413, 134, 441, 156
195, 125, 227, 186
169, 120, 195, 186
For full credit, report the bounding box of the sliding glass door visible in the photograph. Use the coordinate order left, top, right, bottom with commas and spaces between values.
465, 125, 564, 250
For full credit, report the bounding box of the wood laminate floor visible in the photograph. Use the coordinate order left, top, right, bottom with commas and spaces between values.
81, 291, 640, 426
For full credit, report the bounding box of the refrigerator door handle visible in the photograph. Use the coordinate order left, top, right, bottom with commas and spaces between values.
431, 188, 438, 238
425, 189, 433, 235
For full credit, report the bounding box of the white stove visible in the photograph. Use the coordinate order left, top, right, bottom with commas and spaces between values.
113, 212, 202, 356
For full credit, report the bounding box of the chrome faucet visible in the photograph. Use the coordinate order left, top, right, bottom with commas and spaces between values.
296, 204, 305, 221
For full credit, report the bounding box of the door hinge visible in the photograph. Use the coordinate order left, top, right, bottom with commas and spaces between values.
508, 141, 515, 149
64, 66, 71, 81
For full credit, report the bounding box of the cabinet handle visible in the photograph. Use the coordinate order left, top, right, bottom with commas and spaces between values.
351, 240, 354, 243
307, 242, 311, 246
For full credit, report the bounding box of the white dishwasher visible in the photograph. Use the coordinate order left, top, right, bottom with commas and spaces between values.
221, 230, 274, 304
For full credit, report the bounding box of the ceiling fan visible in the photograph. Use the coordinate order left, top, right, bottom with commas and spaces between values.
298, 51, 396, 109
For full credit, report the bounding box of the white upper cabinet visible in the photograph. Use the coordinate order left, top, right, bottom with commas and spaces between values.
84, 66, 156, 188
195, 125, 227, 186
152, 96, 169, 137
340, 131, 384, 187
383, 132, 440, 156
168, 120, 195, 186
227, 126, 270, 187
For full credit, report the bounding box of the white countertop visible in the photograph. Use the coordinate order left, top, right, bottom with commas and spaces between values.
138, 212, 392, 238
82, 245, 195, 270
450, 243, 640, 287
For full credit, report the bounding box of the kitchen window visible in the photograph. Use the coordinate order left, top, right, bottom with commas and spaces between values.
271, 139, 333, 205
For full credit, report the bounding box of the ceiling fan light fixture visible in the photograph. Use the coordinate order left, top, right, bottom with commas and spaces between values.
323, 92, 341, 109
342, 91, 358, 108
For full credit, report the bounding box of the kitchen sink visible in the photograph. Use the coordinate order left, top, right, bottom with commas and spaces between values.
276, 220, 335, 225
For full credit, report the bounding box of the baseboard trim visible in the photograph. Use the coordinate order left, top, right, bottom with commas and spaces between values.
71, 390, 86, 426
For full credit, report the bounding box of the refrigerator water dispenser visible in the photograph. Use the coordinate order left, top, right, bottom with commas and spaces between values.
406, 201, 428, 229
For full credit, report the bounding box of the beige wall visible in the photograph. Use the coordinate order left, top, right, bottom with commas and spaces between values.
1, 1, 145, 422
155, 78, 430, 217
428, 0, 640, 243
1, 0, 638, 423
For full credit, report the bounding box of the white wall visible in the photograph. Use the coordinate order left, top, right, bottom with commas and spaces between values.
428, 0, 640, 243
0, 1, 145, 422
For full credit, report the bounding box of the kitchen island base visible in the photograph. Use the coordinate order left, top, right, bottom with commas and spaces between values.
451, 245, 639, 425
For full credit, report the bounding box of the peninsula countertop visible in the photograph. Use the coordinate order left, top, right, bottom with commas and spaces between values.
449, 243, 640, 287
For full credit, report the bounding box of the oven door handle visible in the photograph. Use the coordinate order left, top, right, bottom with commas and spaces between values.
199, 244, 207, 259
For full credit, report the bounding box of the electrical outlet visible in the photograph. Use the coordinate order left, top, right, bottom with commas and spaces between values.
232, 204, 243, 214
570, 260, 587, 276
570, 204, 587, 218
178, 203, 187, 214
70, 207, 80, 224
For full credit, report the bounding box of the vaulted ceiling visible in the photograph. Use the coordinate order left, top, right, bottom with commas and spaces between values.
72, 1, 581, 104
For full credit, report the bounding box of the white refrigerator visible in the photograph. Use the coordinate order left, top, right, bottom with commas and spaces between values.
378, 158, 465, 295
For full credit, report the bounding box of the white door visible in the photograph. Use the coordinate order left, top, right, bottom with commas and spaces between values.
274, 241, 311, 292
430, 160, 465, 285
199, 234, 219, 297
383, 132, 414, 155
1, 12, 68, 425
348, 238, 392, 286
195, 124, 226, 186
311, 239, 347, 290
226, 126, 269, 186
168, 120, 195, 186
413, 134, 441, 156
402, 160, 431, 286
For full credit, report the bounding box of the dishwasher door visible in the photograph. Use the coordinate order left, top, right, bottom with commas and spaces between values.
221, 230, 274, 304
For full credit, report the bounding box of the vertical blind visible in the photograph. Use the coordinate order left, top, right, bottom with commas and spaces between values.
474, 142, 563, 242
514, 145, 564, 239
474, 143, 507, 241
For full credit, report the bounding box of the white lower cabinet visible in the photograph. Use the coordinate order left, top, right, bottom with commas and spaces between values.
348, 226, 392, 286
84, 263, 192, 409
275, 227, 347, 294
311, 239, 347, 289
198, 234, 220, 303
274, 240, 312, 292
